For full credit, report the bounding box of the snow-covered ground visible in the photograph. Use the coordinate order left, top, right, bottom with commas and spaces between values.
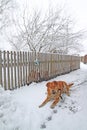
0, 62, 87, 130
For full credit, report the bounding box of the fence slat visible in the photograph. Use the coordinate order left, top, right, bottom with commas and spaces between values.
17, 52, 20, 88
7, 51, 10, 90
23, 52, 25, 85
11, 51, 13, 89
25, 52, 28, 84
27, 52, 30, 84
0, 51, 2, 86
20, 51, 23, 86
14, 51, 17, 88
3, 51, 7, 90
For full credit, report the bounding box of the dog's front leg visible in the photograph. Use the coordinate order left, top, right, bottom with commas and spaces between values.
50, 97, 60, 109
39, 97, 50, 108
50, 91, 61, 109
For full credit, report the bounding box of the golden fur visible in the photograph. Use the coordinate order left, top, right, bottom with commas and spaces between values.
39, 81, 74, 109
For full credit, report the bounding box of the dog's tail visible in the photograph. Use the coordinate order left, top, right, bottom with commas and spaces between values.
68, 83, 74, 88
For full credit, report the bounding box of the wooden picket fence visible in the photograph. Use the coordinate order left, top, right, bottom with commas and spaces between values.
0, 50, 80, 90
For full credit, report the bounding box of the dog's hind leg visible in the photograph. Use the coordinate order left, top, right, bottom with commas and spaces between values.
65, 87, 70, 96
39, 97, 51, 108
65, 83, 74, 96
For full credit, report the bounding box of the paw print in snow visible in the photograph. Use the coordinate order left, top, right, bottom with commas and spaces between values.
40, 122, 46, 129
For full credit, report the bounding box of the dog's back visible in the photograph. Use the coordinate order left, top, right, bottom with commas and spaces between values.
46, 81, 74, 96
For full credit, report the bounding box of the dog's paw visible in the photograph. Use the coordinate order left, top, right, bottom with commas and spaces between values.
39, 105, 42, 108
39, 104, 43, 108
50, 105, 55, 109
39, 103, 44, 108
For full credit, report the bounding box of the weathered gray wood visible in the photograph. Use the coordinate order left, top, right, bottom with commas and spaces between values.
0, 51, 2, 86
14, 51, 17, 88
20, 51, 22, 86
3, 51, 7, 90
7, 51, 10, 90
17, 52, 20, 88
11, 51, 13, 89
25, 52, 28, 84
27, 52, 30, 84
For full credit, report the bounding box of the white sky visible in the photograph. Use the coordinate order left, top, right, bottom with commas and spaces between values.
18, 0, 87, 30
0, 0, 87, 55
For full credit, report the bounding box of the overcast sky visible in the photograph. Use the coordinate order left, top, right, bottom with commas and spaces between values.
18, 0, 87, 29
0, 0, 87, 55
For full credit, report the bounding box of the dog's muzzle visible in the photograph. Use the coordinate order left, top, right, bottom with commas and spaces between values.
52, 90, 56, 94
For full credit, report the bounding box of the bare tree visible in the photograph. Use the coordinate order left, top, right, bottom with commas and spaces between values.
53, 18, 85, 54
0, 0, 16, 32
8, 7, 85, 54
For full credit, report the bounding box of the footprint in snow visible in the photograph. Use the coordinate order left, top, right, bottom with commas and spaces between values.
40, 109, 58, 129
0, 112, 4, 118
53, 109, 58, 114
47, 116, 52, 121
40, 122, 46, 129
69, 105, 81, 114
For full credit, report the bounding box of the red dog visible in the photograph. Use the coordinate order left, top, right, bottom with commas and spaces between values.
39, 81, 74, 108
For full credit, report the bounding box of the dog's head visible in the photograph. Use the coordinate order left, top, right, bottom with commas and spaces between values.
46, 81, 58, 95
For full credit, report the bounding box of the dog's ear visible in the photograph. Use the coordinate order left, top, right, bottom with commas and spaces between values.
46, 82, 51, 87
53, 81, 57, 85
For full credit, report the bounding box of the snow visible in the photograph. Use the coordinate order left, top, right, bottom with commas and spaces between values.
0, 62, 87, 130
